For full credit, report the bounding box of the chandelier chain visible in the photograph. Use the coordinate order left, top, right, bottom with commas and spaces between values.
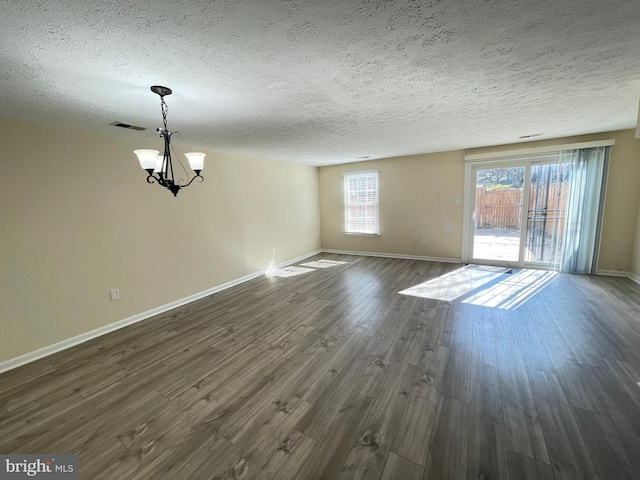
160, 96, 169, 131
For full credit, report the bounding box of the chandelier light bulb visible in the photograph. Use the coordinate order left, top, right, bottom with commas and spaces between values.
134, 149, 160, 170
185, 152, 205, 172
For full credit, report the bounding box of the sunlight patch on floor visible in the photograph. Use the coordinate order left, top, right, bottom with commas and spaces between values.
462, 269, 557, 309
267, 266, 317, 278
300, 259, 348, 269
399, 265, 508, 302
266, 259, 349, 278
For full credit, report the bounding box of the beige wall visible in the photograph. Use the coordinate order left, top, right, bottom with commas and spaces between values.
0, 118, 321, 363
633, 196, 640, 278
319, 150, 465, 260
595, 131, 640, 273
319, 130, 640, 272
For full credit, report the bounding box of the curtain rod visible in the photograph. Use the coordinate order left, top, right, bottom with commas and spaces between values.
464, 139, 615, 162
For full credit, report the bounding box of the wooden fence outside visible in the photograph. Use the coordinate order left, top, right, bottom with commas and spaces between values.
475, 184, 568, 231
527, 182, 568, 238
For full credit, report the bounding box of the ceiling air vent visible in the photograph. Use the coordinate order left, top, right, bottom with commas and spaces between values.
519, 133, 543, 139
110, 121, 146, 131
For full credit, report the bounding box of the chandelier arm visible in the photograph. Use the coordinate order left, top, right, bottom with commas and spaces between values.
168, 133, 192, 184
180, 172, 205, 188
145, 171, 160, 185
145, 171, 184, 198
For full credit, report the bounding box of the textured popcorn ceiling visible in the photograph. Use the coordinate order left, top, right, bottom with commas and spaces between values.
0, 0, 639, 166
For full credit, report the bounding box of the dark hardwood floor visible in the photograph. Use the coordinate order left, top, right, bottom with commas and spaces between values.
2, 254, 640, 479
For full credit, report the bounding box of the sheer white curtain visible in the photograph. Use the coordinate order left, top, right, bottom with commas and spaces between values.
560, 146, 610, 273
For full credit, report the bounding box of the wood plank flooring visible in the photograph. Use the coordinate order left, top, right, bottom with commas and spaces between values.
2, 254, 640, 479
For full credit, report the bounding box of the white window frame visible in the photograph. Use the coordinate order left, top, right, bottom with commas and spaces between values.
343, 170, 380, 236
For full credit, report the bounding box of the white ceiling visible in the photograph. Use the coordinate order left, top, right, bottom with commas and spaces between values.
1, 0, 639, 166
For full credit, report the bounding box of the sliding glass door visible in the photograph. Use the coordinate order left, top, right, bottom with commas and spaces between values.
467, 155, 571, 269
464, 147, 609, 272
471, 165, 526, 263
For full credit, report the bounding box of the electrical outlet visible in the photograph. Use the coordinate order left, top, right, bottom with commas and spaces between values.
272, 247, 276, 255
284, 244, 288, 251
455, 196, 462, 204
444, 221, 454, 233
421, 238, 427, 245
110, 289, 120, 301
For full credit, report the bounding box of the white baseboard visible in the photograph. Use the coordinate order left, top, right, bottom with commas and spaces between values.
322, 249, 461, 264
0, 250, 322, 374
596, 269, 640, 285
597, 269, 629, 277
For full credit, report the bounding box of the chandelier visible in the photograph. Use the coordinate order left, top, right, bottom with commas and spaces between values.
133, 86, 205, 197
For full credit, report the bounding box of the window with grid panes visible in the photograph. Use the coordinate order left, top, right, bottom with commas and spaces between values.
343, 171, 379, 235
